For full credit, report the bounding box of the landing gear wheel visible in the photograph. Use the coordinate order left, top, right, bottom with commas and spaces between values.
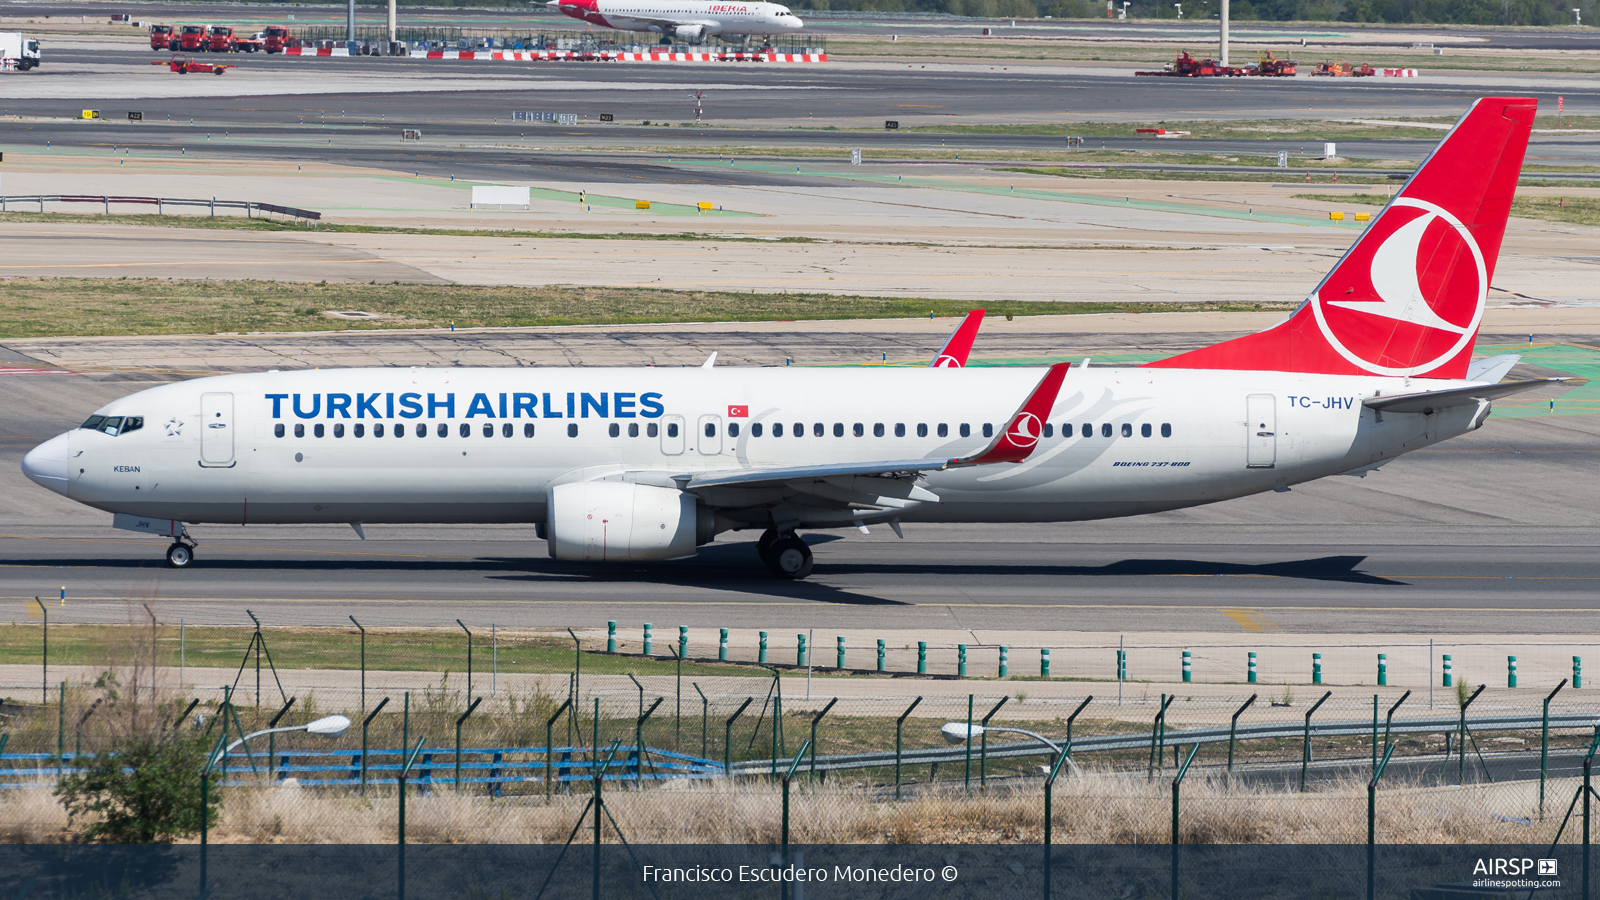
756, 528, 780, 561
765, 536, 812, 580
166, 543, 194, 568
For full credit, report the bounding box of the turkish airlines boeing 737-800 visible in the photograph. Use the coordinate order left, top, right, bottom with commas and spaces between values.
23, 98, 1555, 580
547, 0, 803, 43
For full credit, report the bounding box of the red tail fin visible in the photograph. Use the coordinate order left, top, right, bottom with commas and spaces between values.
1147, 97, 1536, 379
930, 309, 985, 368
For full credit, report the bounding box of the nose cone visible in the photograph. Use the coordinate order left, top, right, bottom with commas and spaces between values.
788, 15, 804, 29
22, 432, 69, 496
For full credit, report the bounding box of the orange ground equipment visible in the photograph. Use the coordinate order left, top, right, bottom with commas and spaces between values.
1135, 50, 1244, 77
153, 53, 236, 74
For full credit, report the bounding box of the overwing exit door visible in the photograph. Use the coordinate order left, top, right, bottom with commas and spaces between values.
1246, 393, 1276, 469
199, 392, 235, 467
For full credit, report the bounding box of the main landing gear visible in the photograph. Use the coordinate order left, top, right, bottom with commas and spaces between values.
166, 537, 197, 568
757, 528, 812, 580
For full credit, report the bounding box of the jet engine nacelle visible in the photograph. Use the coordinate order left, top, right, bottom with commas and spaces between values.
671, 24, 706, 42
546, 480, 711, 561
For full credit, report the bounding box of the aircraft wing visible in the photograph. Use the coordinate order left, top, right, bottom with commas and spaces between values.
1363, 378, 1565, 414
676, 362, 1071, 496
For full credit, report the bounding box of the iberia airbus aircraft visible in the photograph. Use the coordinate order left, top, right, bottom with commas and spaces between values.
23, 98, 1556, 580
546, 0, 803, 43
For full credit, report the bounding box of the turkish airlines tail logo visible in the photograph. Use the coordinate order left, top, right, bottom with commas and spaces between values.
930, 309, 985, 368
1147, 97, 1536, 379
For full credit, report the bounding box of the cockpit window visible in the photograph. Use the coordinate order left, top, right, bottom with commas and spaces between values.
80, 415, 142, 436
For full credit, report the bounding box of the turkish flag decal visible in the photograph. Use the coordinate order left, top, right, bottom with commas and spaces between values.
727, 405, 748, 418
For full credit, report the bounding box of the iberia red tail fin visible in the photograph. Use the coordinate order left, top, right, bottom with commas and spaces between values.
930, 309, 985, 368
1146, 96, 1536, 379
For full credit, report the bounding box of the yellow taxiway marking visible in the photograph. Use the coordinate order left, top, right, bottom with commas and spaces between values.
1217, 608, 1282, 632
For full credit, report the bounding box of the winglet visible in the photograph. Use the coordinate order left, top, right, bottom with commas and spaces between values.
954, 362, 1070, 466
701, 351, 718, 369
929, 309, 985, 368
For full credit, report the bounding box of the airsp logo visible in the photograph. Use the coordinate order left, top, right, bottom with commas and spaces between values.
1311, 197, 1487, 377
1006, 412, 1042, 449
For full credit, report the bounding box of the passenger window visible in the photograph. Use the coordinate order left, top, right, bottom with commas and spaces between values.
502, 423, 513, 438
813, 423, 824, 437
795, 423, 804, 438
459, 423, 470, 438
937, 424, 948, 438
609, 423, 620, 438
1141, 423, 1152, 438
568, 424, 578, 437
772, 423, 782, 437
334, 423, 345, 438
314, 424, 325, 438
894, 423, 905, 438
982, 423, 993, 438
376, 423, 386, 438
1082, 423, 1092, 438
873, 423, 884, 437
353, 424, 364, 438
121, 417, 143, 435
629, 423, 640, 438
834, 423, 845, 438
729, 423, 740, 438
525, 423, 536, 438
960, 424, 970, 438
752, 423, 763, 438
705, 422, 716, 438
853, 423, 864, 437
647, 423, 658, 438
667, 423, 679, 438
1121, 423, 1132, 438
1101, 423, 1112, 438
1043, 423, 1054, 438
274, 423, 285, 438
1161, 423, 1172, 438
417, 423, 427, 437
482, 423, 493, 438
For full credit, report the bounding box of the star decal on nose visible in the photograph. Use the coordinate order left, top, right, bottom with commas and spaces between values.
164, 418, 183, 437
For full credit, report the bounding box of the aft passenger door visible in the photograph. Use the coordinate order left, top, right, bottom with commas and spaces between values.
1245, 393, 1276, 469
660, 415, 686, 455
697, 414, 722, 456
200, 392, 235, 467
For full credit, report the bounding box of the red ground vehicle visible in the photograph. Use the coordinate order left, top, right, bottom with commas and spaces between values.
1250, 49, 1297, 76
177, 24, 208, 51
207, 25, 234, 52
1135, 50, 1243, 77
148, 24, 177, 51
1311, 60, 1376, 76
263, 25, 291, 53
153, 52, 234, 74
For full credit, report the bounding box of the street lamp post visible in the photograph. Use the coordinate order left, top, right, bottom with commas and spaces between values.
199, 714, 351, 895
940, 722, 1080, 777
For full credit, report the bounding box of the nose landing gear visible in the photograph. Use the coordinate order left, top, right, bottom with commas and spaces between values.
757, 528, 812, 580
165, 533, 198, 568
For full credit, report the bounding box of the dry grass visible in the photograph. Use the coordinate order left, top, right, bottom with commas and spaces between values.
35, 771, 1538, 846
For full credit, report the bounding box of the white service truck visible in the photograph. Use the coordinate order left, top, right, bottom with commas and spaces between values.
1, 33, 42, 71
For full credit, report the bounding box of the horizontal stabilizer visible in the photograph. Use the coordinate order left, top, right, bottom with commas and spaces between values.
1363, 378, 1564, 414
1464, 354, 1520, 383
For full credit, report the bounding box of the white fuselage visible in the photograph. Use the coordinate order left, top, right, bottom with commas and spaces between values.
42, 365, 1484, 532
553, 0, 803, 38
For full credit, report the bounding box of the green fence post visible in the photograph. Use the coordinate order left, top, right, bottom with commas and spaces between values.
1576, 656, 1583, 689
837, 636, 846, 670
722, 697, 752, 778
1367, 742, 1397, 900
1542, 678, 1568, 820
1442, 654, 1452, 687
917, 642, 926, 675
963, 694, 973, 794
1313, 653, 1322, 685
1171, 743, 1200, 900
719, 628, 728, 662
1378, 653, 1387, 687
1182, 650, 1192, 684
1041, 648, 1051, 678
958, 644, 967, 678
607, 621, 616, 654
1248, 651, 1257, 684
999, 646, 1009, 679
1509, 655, 1518, 688
894, 696, 922, 801
759, 631, 768, 665
1227, 694, 1256, 776
798, 634, 807, 667
643, 623, 652, 656
1300, 691, 1332, 792
877, 639, 886, 672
